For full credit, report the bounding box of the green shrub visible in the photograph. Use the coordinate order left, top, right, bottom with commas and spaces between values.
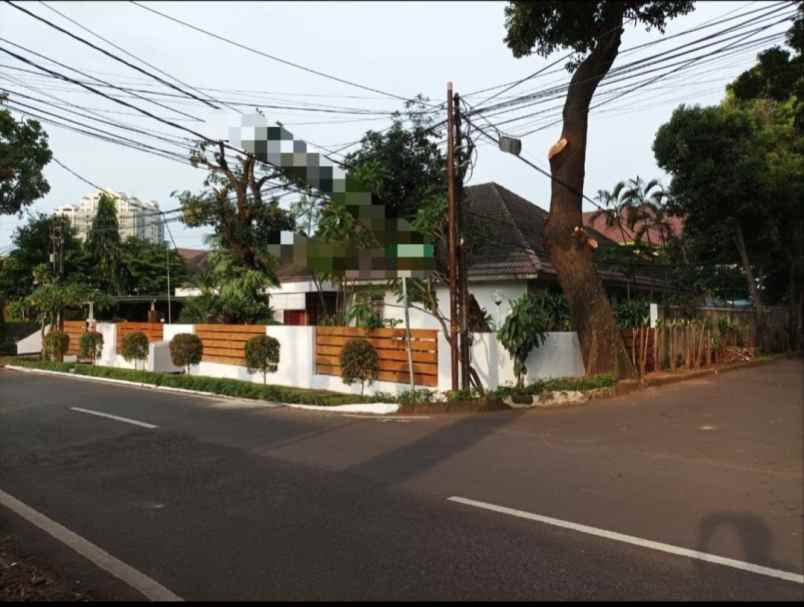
244, 334, 280, 384
79, 331, 104, 362
43, 330, 70, 362
340, 338, 379, 395
614, 299, 651, 328
0, 336, 16, 356
497, 294, 550, 388
7, 357, 395, 407
121, 331, 149, 370
169, 333, 203, 374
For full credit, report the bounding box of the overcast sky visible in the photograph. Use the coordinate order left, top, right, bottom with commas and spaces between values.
0, 1, 791, 251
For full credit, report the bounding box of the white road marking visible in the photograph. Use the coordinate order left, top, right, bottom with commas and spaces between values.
0, 488, 182, 601
69, 407, 158, 429
448, 496, 804, 585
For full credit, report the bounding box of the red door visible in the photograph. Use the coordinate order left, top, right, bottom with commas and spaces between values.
283, 310, 307, 325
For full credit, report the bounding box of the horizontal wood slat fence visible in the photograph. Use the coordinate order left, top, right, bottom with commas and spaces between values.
63, 320, 86, 356
315, 326, 438, 387
195, 324, 267, 366
116, 322, 163, 354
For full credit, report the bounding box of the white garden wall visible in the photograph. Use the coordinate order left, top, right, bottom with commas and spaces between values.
88, 322, 585, 396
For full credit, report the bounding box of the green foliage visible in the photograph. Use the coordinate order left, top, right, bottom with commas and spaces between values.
86, 193, 124, 295
339, 338, 379, 395
0, 213, 86, 301
493, 374, 616, 399
178, 249, 276, 324
121, 331, 149, 368
120, 237, 188, 296
342, 96, 447, 222
503, 1, 694, 67
8, 265, 110, 335
534, 289, 572, 331
497, 293, 550, 387
78, 330, 103, 361
8, 358, 389, 406
174, 141, 295, 275
43, 330, 69, 361
346, 289, 384, 329
0, 103, 52, 215
244, 334, 280, 384
169, 333, 203, 374
614, 299, 651, 328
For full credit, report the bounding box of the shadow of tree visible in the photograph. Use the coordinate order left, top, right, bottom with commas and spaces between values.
696, 512, 800, 575
345, 410, 526, 487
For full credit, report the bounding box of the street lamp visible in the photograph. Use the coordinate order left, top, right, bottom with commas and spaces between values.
498, 135, 522, 156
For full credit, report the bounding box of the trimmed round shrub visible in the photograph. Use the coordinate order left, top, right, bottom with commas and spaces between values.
79, 331, 104, 362
169, 333, 203, 375
244, 334, 280, 385
43, 330, 70, 362
121, 331, 149, 370
340, 338, 379, 395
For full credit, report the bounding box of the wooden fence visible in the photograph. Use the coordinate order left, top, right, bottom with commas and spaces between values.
116, 322, 164, 354
315, 326, 439, 387
63, 320, 86, 356
195, 324, 267, 366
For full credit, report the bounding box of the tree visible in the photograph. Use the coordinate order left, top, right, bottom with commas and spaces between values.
340, 338, 379, 395
503, 1, 694, 378
86, 192, 124, 294
652, 101, 802, 349
121, 331, 149, 371
43, 330, 69, 363
9, 264, 108, 358
119, 237, 187, 296
169, 333, 203, 375
496, 293, 549, 389
0, 212, 86, 303
0, 98, 52, 215
174, 141, 295, 274
244, 334, 280, 384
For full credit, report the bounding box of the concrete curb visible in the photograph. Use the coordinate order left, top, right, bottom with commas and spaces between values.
3, 365, 399, 415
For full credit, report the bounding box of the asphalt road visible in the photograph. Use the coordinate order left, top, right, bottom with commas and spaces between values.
1, 360, 802, 600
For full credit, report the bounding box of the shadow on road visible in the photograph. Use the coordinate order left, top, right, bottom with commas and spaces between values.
344, 410, 526, 487
696, 512, 800, 575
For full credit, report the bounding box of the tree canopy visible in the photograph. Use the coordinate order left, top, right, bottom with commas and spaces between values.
504, 1, 694, 66
0, 100, 52, 215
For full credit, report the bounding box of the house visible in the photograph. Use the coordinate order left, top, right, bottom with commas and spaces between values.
582, 206, 684, 247
176, 182, 672, 327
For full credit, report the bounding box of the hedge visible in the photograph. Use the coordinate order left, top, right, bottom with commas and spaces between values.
5, 358, 387, 407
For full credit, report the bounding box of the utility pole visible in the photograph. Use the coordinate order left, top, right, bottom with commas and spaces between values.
454, 92, 471, 392
446, 82, 459, 392
49, 216, 65, 331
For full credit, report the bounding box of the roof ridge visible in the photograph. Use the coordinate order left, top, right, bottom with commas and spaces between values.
488, 183, 542, 275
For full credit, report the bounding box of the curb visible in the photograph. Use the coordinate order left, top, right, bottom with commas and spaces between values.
608, 352, 802, 393
4, 365, 398, 415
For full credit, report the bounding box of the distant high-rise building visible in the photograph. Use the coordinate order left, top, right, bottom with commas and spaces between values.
54, 189, 164, 244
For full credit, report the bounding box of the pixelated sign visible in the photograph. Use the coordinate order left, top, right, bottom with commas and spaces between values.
230, 114, 434, 279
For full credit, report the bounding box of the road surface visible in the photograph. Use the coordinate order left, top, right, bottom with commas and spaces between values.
1, 359, 802, 600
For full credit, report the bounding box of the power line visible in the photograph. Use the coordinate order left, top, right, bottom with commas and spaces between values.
0, 36, 205, 122
129, 0, 414, 103
37, 0, 242, 115
6, 0, 221, 110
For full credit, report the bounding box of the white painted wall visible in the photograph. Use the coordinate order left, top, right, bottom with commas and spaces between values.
15, 327, 44, 355
89, 323, 585, 397
380, 280, 527, 332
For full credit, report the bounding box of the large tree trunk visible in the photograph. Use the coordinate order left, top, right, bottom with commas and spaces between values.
544, 8, 636, 379
733, 223, 767, 351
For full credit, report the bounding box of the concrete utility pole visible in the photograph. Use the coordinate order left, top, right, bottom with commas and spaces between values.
447, 82, 459, 392
402, 276, 415, 393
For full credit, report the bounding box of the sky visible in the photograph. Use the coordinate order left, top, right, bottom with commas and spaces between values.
0, 1, 793, 252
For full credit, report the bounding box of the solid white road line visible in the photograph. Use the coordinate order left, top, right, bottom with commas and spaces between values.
0, 488, 182, 601
69, 407, 158, 429
448, 496, 804, 585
